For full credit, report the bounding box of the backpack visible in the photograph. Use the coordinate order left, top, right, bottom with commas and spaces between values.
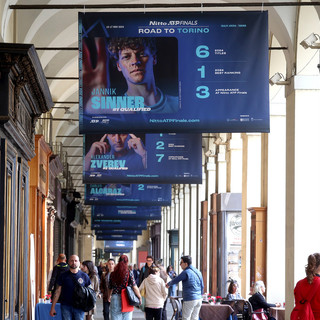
290, 279, 320, 320
71, 274, 97, 312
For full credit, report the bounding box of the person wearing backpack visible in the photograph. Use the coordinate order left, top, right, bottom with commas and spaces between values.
49, 255, 91, 320
81, 260, 100, 320
291, 253, 320, 320
48, 253, 69, 302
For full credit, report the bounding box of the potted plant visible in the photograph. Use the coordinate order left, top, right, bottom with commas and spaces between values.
45, 294, 51, 304
215, 296, 223, 304
208, 294, 215, 304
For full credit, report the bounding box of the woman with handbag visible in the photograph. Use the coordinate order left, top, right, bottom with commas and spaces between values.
139, 266, 167, 320
292, 253, 320, 319
81, 260, 100, 320
108, 255, 141, 320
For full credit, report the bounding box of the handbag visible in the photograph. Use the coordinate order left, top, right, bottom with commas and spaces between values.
121, 272, 134, 312
71, 274, 96, 312
126, 285, 140, 306
290, 279, 320, 320
139, 287, 146, 312
251, 308, 268, 320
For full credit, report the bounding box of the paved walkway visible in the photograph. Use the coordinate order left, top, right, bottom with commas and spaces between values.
93, 298, 174, 320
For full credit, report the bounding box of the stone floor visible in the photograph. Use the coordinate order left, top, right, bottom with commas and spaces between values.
93, 298, 174, 320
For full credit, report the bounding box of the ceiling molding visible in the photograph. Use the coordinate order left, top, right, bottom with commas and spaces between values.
9, 2, 320, 9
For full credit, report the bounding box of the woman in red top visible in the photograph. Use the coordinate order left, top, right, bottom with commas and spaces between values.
293, 253, 320, 319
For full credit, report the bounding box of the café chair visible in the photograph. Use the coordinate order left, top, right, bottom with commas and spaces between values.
222, 299, 236, 308
247, 301, 268, 320
222, 299, 246, 320
234, 300, 249, 320
170, 297, 182, 320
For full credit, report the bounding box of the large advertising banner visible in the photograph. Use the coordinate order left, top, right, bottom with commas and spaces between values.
92, 220, 147, 230
85, 183, 171, 206
84, 133, 202, 184
79, 11, 269, 133
92, 205, 162, 220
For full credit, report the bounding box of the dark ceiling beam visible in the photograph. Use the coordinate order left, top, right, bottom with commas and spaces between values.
270, 47, 288, 50
54, 101, 78, 104
41, 118, 79, 121
9, 2, 320, 9
36, 47, 78, 50
47, 77, 79, 80
56, 135, 83, 138
52, 107, 74, 109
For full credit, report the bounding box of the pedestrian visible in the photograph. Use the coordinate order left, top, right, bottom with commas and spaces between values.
140, 255, 155, 284
166, 265, 177, 297
81, 260, 100, 320
48, 253, 69, 302
98, 261, 105, 279
166, 256, 204, 320
100, 258, 115, 320
133, 264, 140, 287
156, 259, 170, 320
108, 254, 141, 320
292, 253, 320, 320
49, 254, 91, 320
139, 266, 167, 320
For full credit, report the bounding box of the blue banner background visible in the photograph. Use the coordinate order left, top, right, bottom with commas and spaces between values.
104, 240, 134, 248
85, 183, 171, 205
79, 11, 269, 133
97, 234, 138, 240
92, 220, 147, 230
83, 133, 202, 183
95, 229, 142, 235
92, 205, 161, 220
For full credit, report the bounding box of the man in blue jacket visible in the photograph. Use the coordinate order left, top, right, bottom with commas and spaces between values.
166, 255, 204, 320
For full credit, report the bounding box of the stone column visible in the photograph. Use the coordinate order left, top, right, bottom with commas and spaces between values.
189, 184, 198, 260
286, 76, 320, 315
183, 184, 190, 255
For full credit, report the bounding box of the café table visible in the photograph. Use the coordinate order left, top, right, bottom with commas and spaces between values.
35, 302, 62, 320
199, 303, 234, 320
270, 307, 285, 320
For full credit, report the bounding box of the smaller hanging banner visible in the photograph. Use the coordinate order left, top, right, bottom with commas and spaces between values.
83, 133, 202, 184
95, 229, 142, 235
85, 183, 171, 206
92, 205, 161, 220
97, 234, 138, 241
104, 240, 134, 248
92, 220, 147, 230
